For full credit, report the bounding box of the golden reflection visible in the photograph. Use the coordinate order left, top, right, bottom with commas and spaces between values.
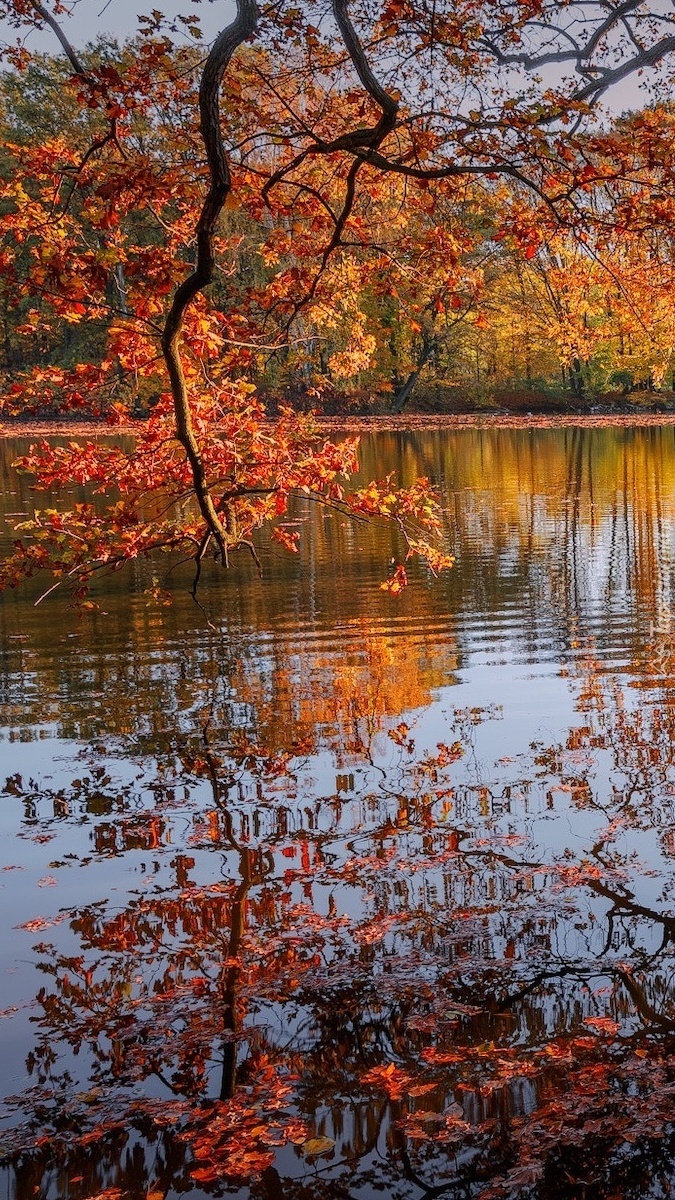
5, 427, 675, 1198
3, 425, 675, 748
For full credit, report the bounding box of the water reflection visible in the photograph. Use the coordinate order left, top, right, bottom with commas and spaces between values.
3, 424, 675, 741
3, 425, 675, 1197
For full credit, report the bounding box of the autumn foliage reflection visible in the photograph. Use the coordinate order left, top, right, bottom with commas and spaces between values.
6, 636, 675, 1199
7, 425, 675, 1196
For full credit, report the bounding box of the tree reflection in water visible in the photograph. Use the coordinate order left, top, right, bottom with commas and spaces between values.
5, 425, 675, 1197
2, 651, 675, 1200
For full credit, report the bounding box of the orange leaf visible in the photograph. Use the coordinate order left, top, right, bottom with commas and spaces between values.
381, 564, 408, 594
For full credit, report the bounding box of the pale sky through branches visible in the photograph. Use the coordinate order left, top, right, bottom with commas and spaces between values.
6, 0, 662, 116
5, 0, 235, 49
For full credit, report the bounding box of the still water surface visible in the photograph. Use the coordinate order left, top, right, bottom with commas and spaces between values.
2, 424, 675, 1198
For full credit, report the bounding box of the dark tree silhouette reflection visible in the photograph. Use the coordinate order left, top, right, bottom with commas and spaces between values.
5, 650, 675, 1200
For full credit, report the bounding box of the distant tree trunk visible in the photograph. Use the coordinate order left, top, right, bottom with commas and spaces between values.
569, 357, 585, 397
391, 336, 435, 413
2, 293, 12, 370
114, 263, 129, 316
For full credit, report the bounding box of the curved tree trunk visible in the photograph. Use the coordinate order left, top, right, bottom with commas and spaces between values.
161, 0, 259, 569
391, 337, 436, 414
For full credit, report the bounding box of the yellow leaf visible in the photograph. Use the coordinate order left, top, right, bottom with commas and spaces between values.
301, 1136, 335, 1157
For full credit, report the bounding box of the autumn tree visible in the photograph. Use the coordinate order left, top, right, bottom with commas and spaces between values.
2, 1, 675, 595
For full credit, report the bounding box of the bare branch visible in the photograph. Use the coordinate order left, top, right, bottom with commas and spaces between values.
25, 0, 90, 78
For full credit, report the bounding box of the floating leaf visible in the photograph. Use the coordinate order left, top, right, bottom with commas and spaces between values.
301, 1135, 335, 1157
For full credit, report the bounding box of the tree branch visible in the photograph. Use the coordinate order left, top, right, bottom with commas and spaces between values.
160, 0, 258, 569
25, 0, 90, 78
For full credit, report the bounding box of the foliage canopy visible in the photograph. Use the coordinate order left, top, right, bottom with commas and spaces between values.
1, 0, 675, 596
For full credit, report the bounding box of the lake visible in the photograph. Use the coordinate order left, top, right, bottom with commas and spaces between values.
2, 422, 675, 1198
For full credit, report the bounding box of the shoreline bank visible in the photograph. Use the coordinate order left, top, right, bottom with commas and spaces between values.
5, 411, 675, 437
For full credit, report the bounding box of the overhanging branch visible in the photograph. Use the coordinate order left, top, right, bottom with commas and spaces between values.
160, 0, 259, 570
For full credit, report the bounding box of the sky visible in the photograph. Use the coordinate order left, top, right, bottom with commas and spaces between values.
5, 0, 235, 51
3, 0, 661, 114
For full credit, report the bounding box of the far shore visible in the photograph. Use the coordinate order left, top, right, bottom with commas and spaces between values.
5, 410, 675, 438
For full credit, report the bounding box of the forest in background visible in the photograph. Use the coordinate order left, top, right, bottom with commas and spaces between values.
3, 40, 675, 419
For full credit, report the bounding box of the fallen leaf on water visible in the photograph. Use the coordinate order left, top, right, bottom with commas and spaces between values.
284, 1119, 309, 1144
82, 1190, 124, 1200
301, 1135, 335, 1157
259, 1126, 287, 1147
584, 1016, 621, 1035
14, 915, 65, 931
409, 1082, 436, 1097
